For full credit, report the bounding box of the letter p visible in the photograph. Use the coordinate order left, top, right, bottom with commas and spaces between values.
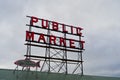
30, 16, 38, 26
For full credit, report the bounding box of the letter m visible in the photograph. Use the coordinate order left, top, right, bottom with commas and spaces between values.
26, 31, 34, 41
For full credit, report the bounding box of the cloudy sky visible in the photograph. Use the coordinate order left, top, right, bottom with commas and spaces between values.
0, 0, 120, 77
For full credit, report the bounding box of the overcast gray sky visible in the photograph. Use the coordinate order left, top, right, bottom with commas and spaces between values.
0, 0, 120, 77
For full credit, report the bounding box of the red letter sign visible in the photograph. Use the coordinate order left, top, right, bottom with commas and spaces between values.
26, 31, 34, 41
52, 21, 58, 31
42, 19, 48, 29
76, 27, 83, 36
69, 39, 75, 48
80, 41, 85, 49
62, 24, 68, 33
38, 34, 46, 43
30, 16, 38, 26
71, 26, 74, 34
60, 37, 66, 47
49, 35, 56, 45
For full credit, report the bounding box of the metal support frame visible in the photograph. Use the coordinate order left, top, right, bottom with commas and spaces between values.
25, 16, 84, 75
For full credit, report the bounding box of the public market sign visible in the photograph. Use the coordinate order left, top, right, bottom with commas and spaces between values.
26, 16, 85, 52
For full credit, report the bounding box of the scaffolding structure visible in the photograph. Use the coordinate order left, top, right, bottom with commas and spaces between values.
25, 16, 85, 75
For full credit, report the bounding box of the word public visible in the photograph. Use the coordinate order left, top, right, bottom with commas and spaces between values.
26, 16, 85, 49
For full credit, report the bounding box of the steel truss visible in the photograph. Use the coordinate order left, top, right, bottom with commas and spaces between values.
25, 16, 84, 75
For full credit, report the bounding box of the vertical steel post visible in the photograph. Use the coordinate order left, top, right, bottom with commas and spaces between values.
79, 35, 83, 75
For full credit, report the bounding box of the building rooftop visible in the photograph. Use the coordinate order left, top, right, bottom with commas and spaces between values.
0, 69, 120, 80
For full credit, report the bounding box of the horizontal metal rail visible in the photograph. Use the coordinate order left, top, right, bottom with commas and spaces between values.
25, 43, 84, 52
25, 55, 83, 63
